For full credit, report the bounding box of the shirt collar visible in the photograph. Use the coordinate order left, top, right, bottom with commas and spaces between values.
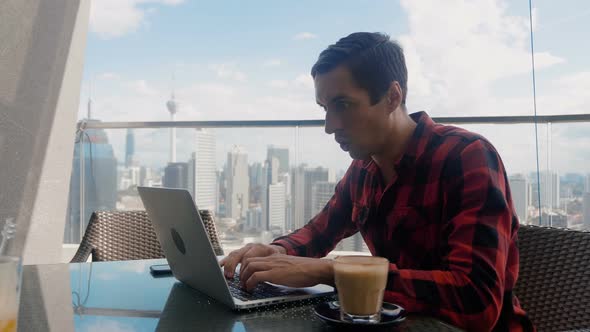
363, 111, 436, 172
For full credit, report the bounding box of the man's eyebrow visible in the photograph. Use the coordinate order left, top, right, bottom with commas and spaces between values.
328, 95, 350, 105
317, 95, 351, 108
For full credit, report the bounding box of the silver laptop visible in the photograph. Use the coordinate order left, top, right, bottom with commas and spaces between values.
137, 186, 333, 310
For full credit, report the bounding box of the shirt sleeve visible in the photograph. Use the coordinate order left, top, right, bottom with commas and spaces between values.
270, 165, 359, 258
383, 140, 518, 331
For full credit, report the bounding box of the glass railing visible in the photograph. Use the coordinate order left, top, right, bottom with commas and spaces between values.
66, 114, 590, 255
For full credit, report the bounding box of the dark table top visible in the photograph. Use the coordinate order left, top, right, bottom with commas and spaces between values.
18, 259, 463, 331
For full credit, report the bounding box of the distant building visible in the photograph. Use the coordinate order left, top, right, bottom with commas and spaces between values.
163, 162, 189, 189
249, 162, 263, 204
117, 165, 141, 191
187, 129, 217, 212
291, 166, 330, 229
65, 123, 117, 243
583, 192, 590, 231
246, 205, 262, 231
279, 172, 292, 232
267, 145, 289, 174
540, 171, 560, 210
292, 166, 305, 230
311, 181, 336, 217
509, 175, 528, 224
268, 183, 286, 234
260, 157, 281, 230
124, 128, 136, 167
303, 167, 330, 227
226, 146, 249, 220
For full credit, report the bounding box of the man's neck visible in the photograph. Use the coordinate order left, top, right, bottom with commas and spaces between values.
371, 110, 417, 184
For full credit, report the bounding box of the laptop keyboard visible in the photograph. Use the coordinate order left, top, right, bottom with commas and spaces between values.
226, 275, 294, 301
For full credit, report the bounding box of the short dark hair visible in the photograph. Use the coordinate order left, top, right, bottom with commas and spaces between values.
311, 32, 408, 106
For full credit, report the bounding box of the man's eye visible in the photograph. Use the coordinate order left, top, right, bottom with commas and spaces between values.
336, 102, 350, 110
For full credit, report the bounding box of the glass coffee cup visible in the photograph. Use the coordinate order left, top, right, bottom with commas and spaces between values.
333, 255, 389, 324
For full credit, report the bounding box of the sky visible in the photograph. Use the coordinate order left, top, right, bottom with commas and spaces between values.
79, 0, 590, 175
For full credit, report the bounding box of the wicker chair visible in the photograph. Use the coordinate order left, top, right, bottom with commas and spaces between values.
514, 224, 590, 332
71, 210, 224, 263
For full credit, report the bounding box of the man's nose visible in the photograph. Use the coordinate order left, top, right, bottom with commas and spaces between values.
324, 110, 342, 135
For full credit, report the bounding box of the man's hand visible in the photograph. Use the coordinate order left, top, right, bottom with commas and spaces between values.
239, 255, 334, 291
219, 243, 286, 278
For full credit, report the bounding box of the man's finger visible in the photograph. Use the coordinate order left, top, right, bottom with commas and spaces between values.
239, 261, 271, 287
245, 271, 275, 291
223, 247, 248, 278
219, 256, 228, 266
238, 250, 258, 277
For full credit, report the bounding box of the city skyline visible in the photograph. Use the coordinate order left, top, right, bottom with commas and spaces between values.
69, 124, 590, 253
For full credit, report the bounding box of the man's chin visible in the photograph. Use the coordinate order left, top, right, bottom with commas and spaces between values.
347, 150, 369, 160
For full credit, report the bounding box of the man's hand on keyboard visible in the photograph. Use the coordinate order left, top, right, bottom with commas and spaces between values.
238, 255, 335, 291
219, 243, 286, 279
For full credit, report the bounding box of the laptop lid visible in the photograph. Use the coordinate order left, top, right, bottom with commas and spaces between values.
137, 186, 235, 308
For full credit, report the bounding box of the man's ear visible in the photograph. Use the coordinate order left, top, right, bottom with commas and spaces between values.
387, 81, 403, 112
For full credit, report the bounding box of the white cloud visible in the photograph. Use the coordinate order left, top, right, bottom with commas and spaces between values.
89, 0, 185, 39
398, 0, 565, 116
269, 80, 289, 88
263, 59, 283, 67
125, 80, 159, 96
293, 32, 318, 40
266, 74, 314, 91
209, 63, 247, 82
537, 71, 590, 114
294, 74, 314, 90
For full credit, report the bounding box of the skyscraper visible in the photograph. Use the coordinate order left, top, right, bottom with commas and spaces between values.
268, 182, 286, 234
311, 181, 336, 216
585, 174, 590, 193
269, 157, 280, 185
267, 145, 289, 174
249, 162, 263, 204
583, 192, 590, 231
291, 166, 305, 229
125, 128, 136, 168
65, 122, 117, 243
226, 146, 249, 220
163, 162, 188, 189
540, 171, 560, 210
246, 206, 262, 230
260, 158, 280, 230
509, 175, 528, 224
303, 167, 330, 226
279, 172, 292, 231
187, 129, 217, 212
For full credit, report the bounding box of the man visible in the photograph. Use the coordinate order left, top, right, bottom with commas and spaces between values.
220, 32, 534, 331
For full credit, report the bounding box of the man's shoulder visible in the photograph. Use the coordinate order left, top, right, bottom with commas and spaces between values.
429, 122, 496, 155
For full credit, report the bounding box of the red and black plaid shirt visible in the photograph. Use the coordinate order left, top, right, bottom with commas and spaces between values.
272, 112, 535, 331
